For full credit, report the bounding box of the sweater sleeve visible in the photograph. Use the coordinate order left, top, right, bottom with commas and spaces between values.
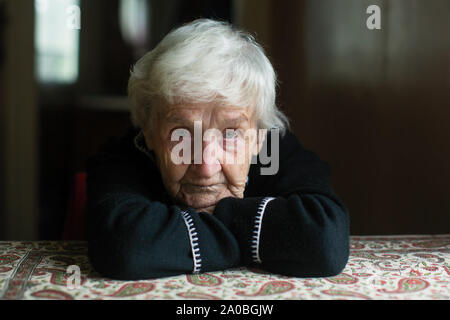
213, 131, 350, 277
85, 133, 241, 280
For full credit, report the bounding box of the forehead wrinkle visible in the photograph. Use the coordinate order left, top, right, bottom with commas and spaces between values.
163, 103, 255, 129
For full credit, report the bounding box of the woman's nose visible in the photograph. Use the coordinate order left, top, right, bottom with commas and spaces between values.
191, 136, 223, 178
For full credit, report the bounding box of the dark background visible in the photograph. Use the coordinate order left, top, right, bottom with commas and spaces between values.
1, 0, 449, 240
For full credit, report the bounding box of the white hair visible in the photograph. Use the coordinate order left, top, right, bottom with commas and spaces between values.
128, 18, 289, 134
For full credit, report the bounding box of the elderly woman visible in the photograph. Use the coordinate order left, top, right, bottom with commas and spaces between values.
86, 19, 350, 280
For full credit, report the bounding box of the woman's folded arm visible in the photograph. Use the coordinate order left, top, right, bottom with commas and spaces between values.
214, 193, 350, 277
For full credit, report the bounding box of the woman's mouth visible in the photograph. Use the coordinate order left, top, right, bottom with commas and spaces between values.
181, 183, 225, 193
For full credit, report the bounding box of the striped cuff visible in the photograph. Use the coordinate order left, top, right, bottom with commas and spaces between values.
181, 211, 202, 273
251, 197, 275, 264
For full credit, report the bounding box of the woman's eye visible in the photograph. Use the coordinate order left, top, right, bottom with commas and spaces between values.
224, 129, 238, 140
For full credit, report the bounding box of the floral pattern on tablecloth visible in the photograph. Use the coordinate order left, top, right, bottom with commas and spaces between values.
0, 235, 449, 300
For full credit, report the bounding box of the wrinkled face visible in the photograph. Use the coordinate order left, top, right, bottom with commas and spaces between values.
143, 101, 262, 213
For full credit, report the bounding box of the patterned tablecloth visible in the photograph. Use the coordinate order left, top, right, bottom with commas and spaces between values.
0, 235, 449, 300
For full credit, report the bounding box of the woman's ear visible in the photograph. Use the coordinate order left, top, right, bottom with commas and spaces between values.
143, 127, 155, 151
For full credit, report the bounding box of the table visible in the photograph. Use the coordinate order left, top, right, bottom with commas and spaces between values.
0, 235, 449, 300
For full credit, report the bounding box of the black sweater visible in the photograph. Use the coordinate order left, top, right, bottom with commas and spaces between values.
85, 126, 350, 280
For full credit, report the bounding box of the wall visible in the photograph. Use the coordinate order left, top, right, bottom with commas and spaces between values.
1, 0, 39, 240
0, 0, 6, 239
270, 0, 450, 234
